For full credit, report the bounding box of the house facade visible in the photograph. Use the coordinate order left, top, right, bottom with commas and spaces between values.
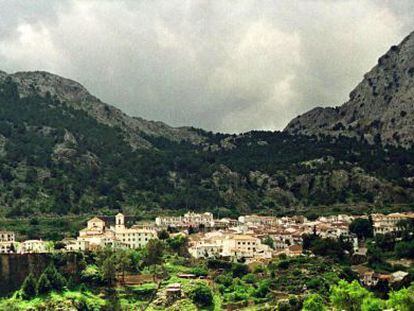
0, 231, 15, 253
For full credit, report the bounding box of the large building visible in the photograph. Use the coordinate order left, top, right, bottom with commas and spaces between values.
76, 213, 157, 250
155, 211, 214, 228
372, 213, 414, 235
114, 213, 157, 249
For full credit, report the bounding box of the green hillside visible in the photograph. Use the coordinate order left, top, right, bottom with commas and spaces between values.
0, 78, 413, 238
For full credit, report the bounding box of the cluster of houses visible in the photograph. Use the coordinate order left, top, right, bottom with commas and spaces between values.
186, 213, 358, 262
1, 212, 413, 263
0, 231, 50, 254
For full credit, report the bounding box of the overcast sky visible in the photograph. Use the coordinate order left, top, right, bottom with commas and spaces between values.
0, 1, 413, 133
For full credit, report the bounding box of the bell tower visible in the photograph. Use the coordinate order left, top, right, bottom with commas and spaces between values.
115, 213, 125, 230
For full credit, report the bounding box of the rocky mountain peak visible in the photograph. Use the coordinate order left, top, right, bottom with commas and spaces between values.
285, 31, 414, 148
6, 71, 96, 104
0, 70, 205, 148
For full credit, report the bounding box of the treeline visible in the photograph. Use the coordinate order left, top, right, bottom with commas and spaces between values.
0, 78, 413, 222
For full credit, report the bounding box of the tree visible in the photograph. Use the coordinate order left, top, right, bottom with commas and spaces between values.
361, 297, 386, 311
143, 239, 164, 266
20, 273, 37, 300
81, 264, 102, 285
232, 263, 249, 278
302, 293, 326, 311
306, 237, 348, 261
396, 219, 414, 241
349, 218, 373, 240
374, 233, 395, 252
262, 236, 274, 249
116, 249, 133, 284
189, 283, 213, 307
330, 280, 372, 311
254, 279, 271, 298
100, 255, 117, 286
387, 285, 414, 311
43, 264, 66, 291
157, 229, 170, 240
395, 240, 414, 259
95, 247, 117, 285
167, 235, 188, 256
37, 273, 52, 295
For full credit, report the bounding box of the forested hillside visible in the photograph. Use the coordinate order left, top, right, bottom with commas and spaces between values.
0, 77, 413, 225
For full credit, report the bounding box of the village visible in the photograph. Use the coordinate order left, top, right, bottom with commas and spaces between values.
1, 211, 413, 288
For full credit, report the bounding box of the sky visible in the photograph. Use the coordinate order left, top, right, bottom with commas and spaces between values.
0, 1, 413, 133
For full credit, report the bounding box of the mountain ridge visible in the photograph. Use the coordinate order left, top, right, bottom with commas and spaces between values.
0, 70, 205, 149
285, 31, 414, 148
0, 32, 414, 226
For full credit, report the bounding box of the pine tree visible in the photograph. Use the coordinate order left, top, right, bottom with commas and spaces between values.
37, 273, 52, 295
43, 264, 66, 291
20, 273, 37, 300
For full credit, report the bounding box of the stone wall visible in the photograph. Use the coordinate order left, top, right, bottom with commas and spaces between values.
0, 253, 83, 296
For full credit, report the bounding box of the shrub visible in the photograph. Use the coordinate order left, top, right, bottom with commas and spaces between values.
330, 280, 372, 311
81, 264, 102, 285
232, 263, 249, 278
278, 260, 290, 269
306, 278, 322, 290
189, 283, 213, 307
253, 279, 271, 298
191, 266, 208, 277
302, 293, 326, 311
395, 240, 414, 259
387, 285, 414, 311
215, 273, 233, 287
242, 273, 257, 284
361, 297, 386, 311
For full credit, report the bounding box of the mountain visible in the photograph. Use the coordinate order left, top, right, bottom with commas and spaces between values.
285, 31, 414, 148
0, 70, 205, 149
1, 33, 414, 237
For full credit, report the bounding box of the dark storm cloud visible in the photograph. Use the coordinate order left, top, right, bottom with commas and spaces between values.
0, 0, 413, 133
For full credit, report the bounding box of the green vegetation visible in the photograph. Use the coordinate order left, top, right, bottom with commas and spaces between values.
0, 79, 414, 239
20, 273, 37, 300
1, 235, 414, 310
349, 218, 374, 240
188, 282, 213, 307
302, 293, 326, 311
302, 233, 352, 262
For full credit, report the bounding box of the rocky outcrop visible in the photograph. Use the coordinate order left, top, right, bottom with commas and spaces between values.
285, 31, 414, 148
0, 71, 205, 149
0, 253, 83, 296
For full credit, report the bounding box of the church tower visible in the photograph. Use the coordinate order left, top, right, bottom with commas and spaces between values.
115, 213, 125, 230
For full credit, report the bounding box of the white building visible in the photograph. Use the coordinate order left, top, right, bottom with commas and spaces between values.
64, 239, 90, 252
189, 232, 272, 262
0, 231, 15, 253
113, 213, 157, 249
19, 240, 48, 253
372, 213, 414, 236
77, 213, 157, 250
155, 211, 214, 228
